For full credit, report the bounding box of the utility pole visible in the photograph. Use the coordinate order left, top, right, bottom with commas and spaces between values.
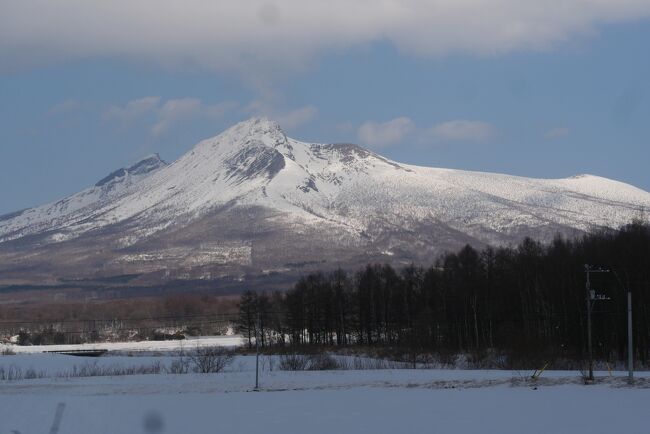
627, 288, 634, 383
584, 264, 609, 382
585, 265, 593, 381
612, 270, 634, 384
254, 312, 260, 391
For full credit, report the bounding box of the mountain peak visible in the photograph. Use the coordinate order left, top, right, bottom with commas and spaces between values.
192, 117, 292, 166
127, 153, 167, 175
95, 153, 167, 187
224, 117, 287, 145
237, 116, 280, 130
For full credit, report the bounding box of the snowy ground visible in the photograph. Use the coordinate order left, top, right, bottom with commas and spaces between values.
2, 335, 243, 354
1, 351, 649, 434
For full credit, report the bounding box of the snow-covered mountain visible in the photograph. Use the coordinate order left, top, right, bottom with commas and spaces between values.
1, 118, 648, 285
0, 154, 168, 244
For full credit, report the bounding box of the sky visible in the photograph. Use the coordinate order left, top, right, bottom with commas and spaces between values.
1, 1, 650, 215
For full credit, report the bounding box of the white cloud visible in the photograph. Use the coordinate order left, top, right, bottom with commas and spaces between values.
357, 117, 415, 148
545, 127, 570, 139
354, 117, 496, 146
153, 99, 234, 136
46, 99, 85, 116
246, 99, 319, 129
335, 121, 355, 134
103, 97, 161, 124
424, 120, 496, 142
104, 97, 235, 136
151, 98, 204, 136
274, 106, 319, 129
2, 1, 649, 76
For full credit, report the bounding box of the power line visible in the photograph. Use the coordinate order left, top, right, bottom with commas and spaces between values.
0, 312, 242, 326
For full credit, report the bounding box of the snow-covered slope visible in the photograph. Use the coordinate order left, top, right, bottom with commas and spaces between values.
0, 118, 648, 282
0, 154, 167, 243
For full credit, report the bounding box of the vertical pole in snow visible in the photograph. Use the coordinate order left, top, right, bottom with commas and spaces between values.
255, 313, 260, 391
586, 265, 593, 381
627, 289, 634, 383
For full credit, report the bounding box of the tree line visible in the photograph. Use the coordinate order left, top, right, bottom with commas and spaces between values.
0, 294, 238, 345
238, 222, 650, 363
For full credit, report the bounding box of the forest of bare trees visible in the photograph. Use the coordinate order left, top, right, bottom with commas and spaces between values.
0, 294, 239, 345
238, 222, 650, 364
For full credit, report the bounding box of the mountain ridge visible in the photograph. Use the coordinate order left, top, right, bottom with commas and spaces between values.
0, 117, 648, 287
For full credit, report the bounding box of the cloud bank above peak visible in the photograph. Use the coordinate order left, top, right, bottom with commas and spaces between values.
2, 0, 650, 76
102, 96, 236, 136
357, 117, 497, 148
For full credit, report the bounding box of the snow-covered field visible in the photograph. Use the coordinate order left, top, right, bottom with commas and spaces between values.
1, 350, 648, 434
3, 335, 243, 354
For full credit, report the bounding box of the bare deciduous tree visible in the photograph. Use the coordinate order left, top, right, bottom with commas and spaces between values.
188, 346, 234, 373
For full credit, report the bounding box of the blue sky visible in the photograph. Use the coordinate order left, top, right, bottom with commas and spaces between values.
1, 1, 649, 215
